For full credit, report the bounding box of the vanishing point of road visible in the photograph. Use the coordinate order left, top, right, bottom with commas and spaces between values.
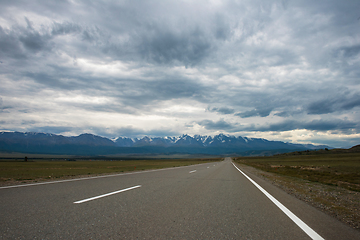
1, 158, 359, 239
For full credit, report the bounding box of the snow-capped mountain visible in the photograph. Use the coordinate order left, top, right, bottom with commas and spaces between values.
0, 131, 328, 156
112, 133, 311, 150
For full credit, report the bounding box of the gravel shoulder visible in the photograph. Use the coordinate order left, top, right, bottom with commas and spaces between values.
237, 163, 360, 231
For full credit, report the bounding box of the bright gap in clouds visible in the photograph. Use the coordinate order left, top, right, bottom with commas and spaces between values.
0, 0, 360, 148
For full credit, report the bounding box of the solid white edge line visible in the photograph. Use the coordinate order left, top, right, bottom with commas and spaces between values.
0, 162, 217, 189
74, 185, 141, 204
232, 162, 324, 240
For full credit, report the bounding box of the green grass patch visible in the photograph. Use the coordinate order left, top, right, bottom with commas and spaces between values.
0, 158, 220, 182
234, 152, 360, 192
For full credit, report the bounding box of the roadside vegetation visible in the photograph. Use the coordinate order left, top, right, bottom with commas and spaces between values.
0, 157, 220, 184
234, 148, 360, 192
234, 146, 360, 230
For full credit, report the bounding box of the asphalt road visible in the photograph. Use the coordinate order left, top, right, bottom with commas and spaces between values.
1, 158, 359, 239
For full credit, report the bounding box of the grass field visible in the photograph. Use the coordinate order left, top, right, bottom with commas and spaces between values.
0, 158, 220, 183
234, 152, 360, 192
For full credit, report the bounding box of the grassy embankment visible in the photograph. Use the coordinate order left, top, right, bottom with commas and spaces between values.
0, 157, 220, 184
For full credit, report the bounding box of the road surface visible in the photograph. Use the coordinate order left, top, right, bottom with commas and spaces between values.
1, 158, 359, 239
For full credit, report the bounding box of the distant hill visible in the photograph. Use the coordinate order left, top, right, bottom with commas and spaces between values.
0, 131, 329, 156
273, 144, 360, 157
349, 145, 360, 152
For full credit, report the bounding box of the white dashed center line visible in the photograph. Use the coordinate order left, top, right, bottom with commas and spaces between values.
74, 185, 141, 204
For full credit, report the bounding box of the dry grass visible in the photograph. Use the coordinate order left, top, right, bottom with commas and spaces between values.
0, 158, 220, 185
234, 152, 360, 192
234, 152, 360, 230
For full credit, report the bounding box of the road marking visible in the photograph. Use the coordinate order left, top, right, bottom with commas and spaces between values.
232, 162, 324, 240
189, 170, 197, 173
0, 162, 215, 189
74, 185, 141, 204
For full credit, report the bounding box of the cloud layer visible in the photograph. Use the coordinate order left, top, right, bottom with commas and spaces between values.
0, 0, 360, 147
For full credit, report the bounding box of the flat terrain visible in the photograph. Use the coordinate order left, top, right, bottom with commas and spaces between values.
234, 151, 360, 230
0, 158, 218, 186
1, 158, 359, 239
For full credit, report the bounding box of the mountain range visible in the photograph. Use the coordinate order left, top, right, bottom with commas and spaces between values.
0, 131, 329, 156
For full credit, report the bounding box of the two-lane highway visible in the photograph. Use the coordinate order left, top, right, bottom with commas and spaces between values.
1, 158, 359, 239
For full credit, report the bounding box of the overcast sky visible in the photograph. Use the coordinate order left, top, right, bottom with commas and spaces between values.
0, 0, 360, 147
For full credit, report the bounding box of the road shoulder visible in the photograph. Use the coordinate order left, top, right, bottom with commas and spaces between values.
232, 161, 360, 240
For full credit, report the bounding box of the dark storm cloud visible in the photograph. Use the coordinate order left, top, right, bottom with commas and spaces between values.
1, 1, 228, 67
24, 72, 80, 90
19, 31, 48, 52
22, 65, 105, 91
213, 14, 232, 40
0, 18, 106, 65
51, 21, 82, 36
19, 17, 51, 52
0, 97, 12, 112
304, 119, 357, 132
0, 26, 26, 59
75, 0, 231, 66
139, 78, 205, 101
138, 27, 212, 66
307, 99, 336, 115
197, 119, 240, 132
341, 94, 360, 110
307, 93, 360, 115
0, 8, 226, 67
207, 107, 235, 115
235, 108, 273, 118
274, 111, 291, 117
337, 45, 360, 58
0, 19, 72, 60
